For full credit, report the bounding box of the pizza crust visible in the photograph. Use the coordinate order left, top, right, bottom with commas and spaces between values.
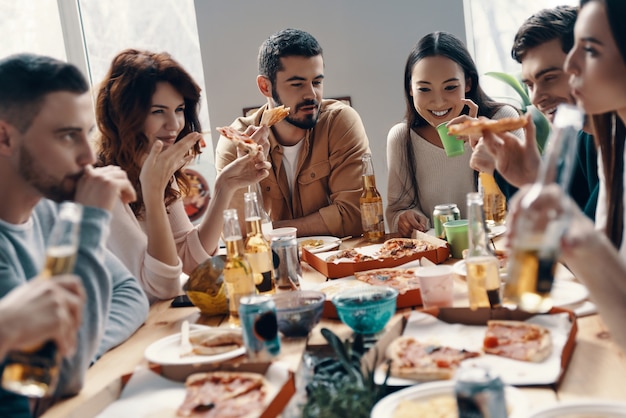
483, 320, 552, 362
217, 126, 262, 157
189, 329, 243, 356
260, 105, 290, 126
386, 336, 480, 382
448, 116, 528, 136
177, 371, 268, 418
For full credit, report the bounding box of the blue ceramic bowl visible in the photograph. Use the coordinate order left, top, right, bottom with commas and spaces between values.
332, 286, 398, 334
272, 290, 325, 338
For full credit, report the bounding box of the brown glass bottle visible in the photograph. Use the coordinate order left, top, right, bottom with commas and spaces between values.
360, 153, 384, 241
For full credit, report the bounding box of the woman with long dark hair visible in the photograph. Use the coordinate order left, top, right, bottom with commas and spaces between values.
386, 32, 523, 237
96, 49, 270, 302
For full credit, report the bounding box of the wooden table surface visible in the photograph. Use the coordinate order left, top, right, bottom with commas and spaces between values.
41, 237, 626, 417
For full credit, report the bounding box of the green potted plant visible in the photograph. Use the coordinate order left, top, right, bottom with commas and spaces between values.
485, 71, 550, 153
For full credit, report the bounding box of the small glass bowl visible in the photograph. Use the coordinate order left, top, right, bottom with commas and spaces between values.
272, 290, 325, 338
332, 286, 398, 334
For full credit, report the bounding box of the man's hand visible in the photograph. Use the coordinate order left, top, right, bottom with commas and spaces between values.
75, 165, 136, 211
0, 276, 85, 359
480, 113, 540, 187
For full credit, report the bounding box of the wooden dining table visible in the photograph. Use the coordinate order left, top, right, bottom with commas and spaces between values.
41, 236, 626, 417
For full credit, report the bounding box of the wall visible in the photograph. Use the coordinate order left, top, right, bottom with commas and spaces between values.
194, 0, 466, 228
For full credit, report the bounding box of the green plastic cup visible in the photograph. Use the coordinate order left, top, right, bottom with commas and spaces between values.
437, 122, 465, 157
443, 219, 469, 259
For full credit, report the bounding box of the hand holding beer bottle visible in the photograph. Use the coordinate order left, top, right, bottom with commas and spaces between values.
2, 202, 82, 398
503, 104, 584, 313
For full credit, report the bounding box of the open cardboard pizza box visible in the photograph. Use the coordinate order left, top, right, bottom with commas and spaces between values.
302, 231, 449, 279
57, 362, 295, 418
362, 306, 577, 387
316, 276, 423, 319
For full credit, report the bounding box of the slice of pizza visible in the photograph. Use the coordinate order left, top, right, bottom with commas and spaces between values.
386, 336, 481, 381
354, 268, 420, 295
260, 105, 290, 126
483, 320, 552, 362
378, 238, 434, 259
448, 116, 528, 136
217, 126, 262, 157
176, 371, 268, 417
189, 329, 243, 356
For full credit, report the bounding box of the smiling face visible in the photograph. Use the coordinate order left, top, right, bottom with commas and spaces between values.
270, 55, 324, 130
143, 81, 185, 149
409, 55, 470, 128
9, 91, 96, 202
565, 1, 626, 118
521, 39, 574, 124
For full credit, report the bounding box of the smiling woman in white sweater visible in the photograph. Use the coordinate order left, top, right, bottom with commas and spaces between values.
386, 32, 523, 237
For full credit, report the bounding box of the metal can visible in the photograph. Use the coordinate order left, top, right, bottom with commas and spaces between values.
455, 366, 507, 418
433, 203, 461, 239
238, 295, 281, 361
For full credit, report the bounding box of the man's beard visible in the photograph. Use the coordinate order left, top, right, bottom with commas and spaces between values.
19, 144, 79, 202
272, 88, 320, 130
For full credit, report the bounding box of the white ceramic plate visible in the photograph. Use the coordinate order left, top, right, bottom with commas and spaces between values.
371, 380, 528, 418
550, 280, 589, 307
528, 400, 626, 418
452, 262, 588, 308
487, 224, 507, 239
298, 236, 340, 253
144, 326, 245, 366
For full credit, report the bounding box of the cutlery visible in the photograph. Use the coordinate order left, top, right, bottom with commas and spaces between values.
179, 320, 193, 358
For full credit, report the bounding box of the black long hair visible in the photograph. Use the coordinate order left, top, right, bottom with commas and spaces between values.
393, 32, 510, 212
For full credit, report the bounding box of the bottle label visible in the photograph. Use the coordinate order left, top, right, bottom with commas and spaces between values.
256, 271, 274, 293
361, 201, 384, 232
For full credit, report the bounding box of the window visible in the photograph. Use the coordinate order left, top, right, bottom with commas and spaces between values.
465, 0, 578, 104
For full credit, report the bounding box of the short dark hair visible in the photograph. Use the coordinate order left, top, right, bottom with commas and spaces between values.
0, 53, 89, 132
511, 6, 578, 63
258, 28, 323, 84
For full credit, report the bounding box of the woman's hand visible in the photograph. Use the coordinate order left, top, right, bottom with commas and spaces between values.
447, 99, 480, 146
139, 133, 201, 197
397, 210, 429, 237
216, 154, 271, 192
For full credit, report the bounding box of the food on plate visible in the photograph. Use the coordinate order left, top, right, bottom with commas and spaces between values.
260, 105, 290, 126
393, 395, 458, 418
354, 267, 420, 295
448, 116, 528, 136
326, 238, 435, 263
188, 329, 243, 356
216, 126, 262, 157
483, 320, 552, 362
176, 371, 268, 417
299, 238, 325, 249
386, 336, 481, 381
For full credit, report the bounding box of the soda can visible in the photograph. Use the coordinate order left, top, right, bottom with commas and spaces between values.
455, 366, 507, 418
433, 203, 461, 239
238, 295, 281, 361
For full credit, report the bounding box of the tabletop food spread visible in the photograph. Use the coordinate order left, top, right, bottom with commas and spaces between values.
40, 234, 626, 418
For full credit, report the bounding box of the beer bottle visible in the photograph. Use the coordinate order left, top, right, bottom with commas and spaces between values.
503, 104, 583, 312
222, 209, 256, 318
479, 172, 507, 227
249, 183, 273, 241
360, 153, 385, 241
465, 192, 501, 310
244, 192, 275, 294
2, 202, 82, 398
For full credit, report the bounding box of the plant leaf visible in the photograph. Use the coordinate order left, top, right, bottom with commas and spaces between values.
320, 328, 362, 383
485, 71, 531, 109
528, 105, 551, 153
